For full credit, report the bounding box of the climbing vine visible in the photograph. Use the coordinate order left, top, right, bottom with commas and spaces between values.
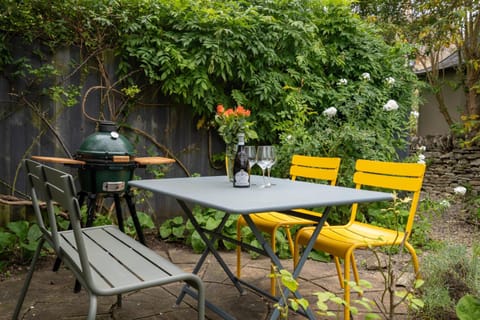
1, 0, 421, 190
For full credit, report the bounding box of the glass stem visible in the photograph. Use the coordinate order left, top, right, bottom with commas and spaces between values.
266, 167, 271, 187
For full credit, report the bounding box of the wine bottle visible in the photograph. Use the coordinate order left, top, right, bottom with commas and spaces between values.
233, 133, 250, 188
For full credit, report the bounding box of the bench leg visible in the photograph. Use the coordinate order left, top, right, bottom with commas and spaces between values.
13, 238, 45, 319
86, 293, 98, 320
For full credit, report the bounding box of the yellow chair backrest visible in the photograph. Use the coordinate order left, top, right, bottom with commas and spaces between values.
289, 155, 341, 185
350, 159, 426, 235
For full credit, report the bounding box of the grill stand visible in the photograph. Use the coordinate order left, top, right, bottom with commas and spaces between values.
77, 190, 145, 244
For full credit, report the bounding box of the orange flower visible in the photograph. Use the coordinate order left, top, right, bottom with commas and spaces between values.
224, 108, 234, 116
236, 105, 246, 115
214, 103, 257, 145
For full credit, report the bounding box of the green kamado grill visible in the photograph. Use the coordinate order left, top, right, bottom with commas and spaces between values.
76, 121, 136, 194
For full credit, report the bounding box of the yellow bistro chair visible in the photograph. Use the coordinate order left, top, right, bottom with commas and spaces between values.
294, 159, 426, 320
236, 155, 341, 295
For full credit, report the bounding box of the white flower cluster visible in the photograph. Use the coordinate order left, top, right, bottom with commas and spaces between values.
383, 99, 399, 111
361, 72, 371, 81
323, 107, 338, 118
385, 77, 395, 85
417, 145, 426, 164
410, 110, 419, 119
454, 186, 467, 196
337, 78, 348, 86
417, 154, 425, 164
439, 199, 451, 208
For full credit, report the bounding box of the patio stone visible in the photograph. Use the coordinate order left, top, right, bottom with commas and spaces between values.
0, 241, 411, 319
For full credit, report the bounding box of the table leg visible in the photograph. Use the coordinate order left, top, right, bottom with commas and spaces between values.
175, 200, 243, 320
268, 207, 331, 320
240, 215, 313, 320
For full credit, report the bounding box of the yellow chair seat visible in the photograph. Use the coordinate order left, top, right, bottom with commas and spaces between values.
243, 209, 322, 231
296, 222, 406, 258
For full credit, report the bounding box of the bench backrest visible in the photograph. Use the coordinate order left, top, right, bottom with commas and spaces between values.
24, 159, 60, 252
41, 164, 96, 285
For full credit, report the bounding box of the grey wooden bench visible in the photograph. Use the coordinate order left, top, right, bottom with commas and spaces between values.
13, 160, 205, 319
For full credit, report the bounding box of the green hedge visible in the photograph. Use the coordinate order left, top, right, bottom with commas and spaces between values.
1, 0, 421, 179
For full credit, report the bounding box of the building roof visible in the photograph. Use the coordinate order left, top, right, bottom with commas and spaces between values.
415, 50, 460, 74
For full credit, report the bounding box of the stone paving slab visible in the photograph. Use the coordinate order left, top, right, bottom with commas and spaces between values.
0, 241, 411, 319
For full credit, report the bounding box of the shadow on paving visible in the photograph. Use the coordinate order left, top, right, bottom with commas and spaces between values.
0, 240, 411, 319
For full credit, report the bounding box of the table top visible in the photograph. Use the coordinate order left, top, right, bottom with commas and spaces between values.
129, 175, 393, 214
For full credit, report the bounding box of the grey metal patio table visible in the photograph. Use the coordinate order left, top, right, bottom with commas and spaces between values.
129, 175, 393, 320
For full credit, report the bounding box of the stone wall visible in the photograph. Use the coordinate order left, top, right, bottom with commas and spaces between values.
410, 135, 480, 197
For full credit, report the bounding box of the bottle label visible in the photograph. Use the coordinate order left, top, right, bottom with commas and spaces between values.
234, 170, 250, 187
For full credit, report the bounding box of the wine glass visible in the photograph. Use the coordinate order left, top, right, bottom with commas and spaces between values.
265, 146, 276, 187
244, 146, 257, 172
257, 146, 274, 188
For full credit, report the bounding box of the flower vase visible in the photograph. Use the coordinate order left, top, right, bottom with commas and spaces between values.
225, 144, 237, 182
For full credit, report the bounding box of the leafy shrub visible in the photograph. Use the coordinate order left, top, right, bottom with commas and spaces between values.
0, 221, 43, 270
159, 206, 243, 254
159, 206, 297, 257
456, 295, 480, 320
414, 244, 480, 319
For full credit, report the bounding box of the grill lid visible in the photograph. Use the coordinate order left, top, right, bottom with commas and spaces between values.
76, 121, 135, 160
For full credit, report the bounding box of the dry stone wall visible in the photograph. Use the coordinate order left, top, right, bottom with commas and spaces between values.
410, 135, 480, 198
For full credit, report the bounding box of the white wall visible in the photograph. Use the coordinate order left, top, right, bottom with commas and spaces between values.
418, 69, 465, 136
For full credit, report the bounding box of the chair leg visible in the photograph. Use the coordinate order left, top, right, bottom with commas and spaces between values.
293, 238, 300, 268
333, 256, 345, 288
405, 241, 420, 278
351, 253, 360, 285
343, 251, 352, 320
13, 238, 45, 319
236, 217, 244, 279
270, 228, 278, 296
334, 253, 360, 289
285, 227, 294, 258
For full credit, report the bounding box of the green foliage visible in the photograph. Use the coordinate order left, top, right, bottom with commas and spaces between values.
159, 216, 186, 241
273, 61, 419, 187
159, 207, 298, 258
272, 266, 380, 319
451, 115, 480, 148
271, 267, 309, 319
456, 185, 480, 226
124, 211, 155, 239
159, 206, 241, 254
2, 0, 420, 141
0, 221, 43, 270
456, 295, 480, 320
2, 0, 421, 191
80, 203, 155, 239
415, 243, 480, 319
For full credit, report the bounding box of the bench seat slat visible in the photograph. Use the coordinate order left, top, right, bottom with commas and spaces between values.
61, 231, 145, 287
